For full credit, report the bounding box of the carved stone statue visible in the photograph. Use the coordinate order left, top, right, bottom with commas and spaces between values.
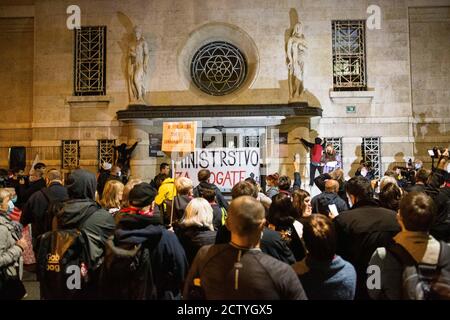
287, 22, 307, 99
128, 26, 149, 104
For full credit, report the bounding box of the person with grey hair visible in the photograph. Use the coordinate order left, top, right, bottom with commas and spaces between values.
184, 196, 307, 300
175, 198, 216, 264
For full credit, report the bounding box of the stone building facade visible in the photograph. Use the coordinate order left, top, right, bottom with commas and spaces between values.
0, 0, 449, 185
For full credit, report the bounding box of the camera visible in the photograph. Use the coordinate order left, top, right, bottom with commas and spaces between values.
428, 147, 446, 158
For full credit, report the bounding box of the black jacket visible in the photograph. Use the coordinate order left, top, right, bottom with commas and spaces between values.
163, 195, 192, 223
114, 214, 188, 299
193, 182, 229, 210
431, 187, 450, 242
211, 203, 223, 230
215, 225, 296, 265
61, 169, 115, 267
21, 178, 46, 206
405, 183, 427, 193
175, 225, 216, 265
311, 192, 348, 214
183, 244, 307, 300
334, 198, 400, 299
20, 182, 69, 246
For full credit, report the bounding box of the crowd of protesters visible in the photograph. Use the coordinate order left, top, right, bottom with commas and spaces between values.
0, 143, 449, 300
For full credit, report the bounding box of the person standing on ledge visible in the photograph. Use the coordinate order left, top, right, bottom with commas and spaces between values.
296, 137, 325, 187
114, 141, 139, 174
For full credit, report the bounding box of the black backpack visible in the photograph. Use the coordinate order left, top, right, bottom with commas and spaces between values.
36, 205, 97, 300
388, 241, 450, 300
98, 236, 158, 300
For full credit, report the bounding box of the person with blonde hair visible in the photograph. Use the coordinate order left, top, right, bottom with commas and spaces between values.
175, 198, 216, 264
100, 180, 125, 215
121, 178, 142, 208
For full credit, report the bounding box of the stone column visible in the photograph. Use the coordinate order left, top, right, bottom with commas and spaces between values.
126, 119, 157, 182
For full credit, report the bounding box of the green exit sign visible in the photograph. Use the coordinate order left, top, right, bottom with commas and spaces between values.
346, 106, 356, 113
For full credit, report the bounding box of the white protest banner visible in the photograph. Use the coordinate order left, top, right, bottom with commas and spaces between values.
175, 148, 260, 190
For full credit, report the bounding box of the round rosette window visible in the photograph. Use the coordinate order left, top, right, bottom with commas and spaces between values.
190, 41, 247, 96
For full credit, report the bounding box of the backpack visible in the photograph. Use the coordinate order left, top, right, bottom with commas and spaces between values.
36, 205, 97, 300
387, 241, 450, 300
98, 236, 158, 300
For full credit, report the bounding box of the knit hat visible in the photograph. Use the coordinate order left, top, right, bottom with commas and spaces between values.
129, 183, 157, 208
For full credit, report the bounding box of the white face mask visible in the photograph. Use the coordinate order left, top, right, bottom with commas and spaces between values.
415, 163, 422, 170
360, 168, 368, 177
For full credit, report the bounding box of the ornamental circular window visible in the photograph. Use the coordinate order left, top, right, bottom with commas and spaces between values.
190, 41, 247, 96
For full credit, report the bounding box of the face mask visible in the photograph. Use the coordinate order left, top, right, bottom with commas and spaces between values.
415, 163, 422, 170
7, 200, 15, 214
361, 168, 368, 177
11, 196, 17, 204
117, 172, 122, 177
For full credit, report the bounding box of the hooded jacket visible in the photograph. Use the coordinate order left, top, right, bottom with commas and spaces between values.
155, 178, 177, 206
163, 194, 192, 224
59, 169, 115, 267
110, 213, 188, 299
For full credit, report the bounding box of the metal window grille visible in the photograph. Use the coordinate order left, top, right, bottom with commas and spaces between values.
244, 136, 260, 148
98, 139, 115, 168
324, 137, 343, 156
74, 26, 106, 96
362, 137, 381, 179
62, 140, 80, 169
332, 20, 367, 91
191, 41, 247, 96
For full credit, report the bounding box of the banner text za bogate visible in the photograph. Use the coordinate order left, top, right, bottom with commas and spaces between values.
175, 148, 260, 190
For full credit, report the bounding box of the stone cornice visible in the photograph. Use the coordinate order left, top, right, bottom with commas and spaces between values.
117, 103, 322, 120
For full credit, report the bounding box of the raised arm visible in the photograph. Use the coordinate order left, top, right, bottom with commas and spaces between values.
126, 141, 139, 154
299, 138, 314, 149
